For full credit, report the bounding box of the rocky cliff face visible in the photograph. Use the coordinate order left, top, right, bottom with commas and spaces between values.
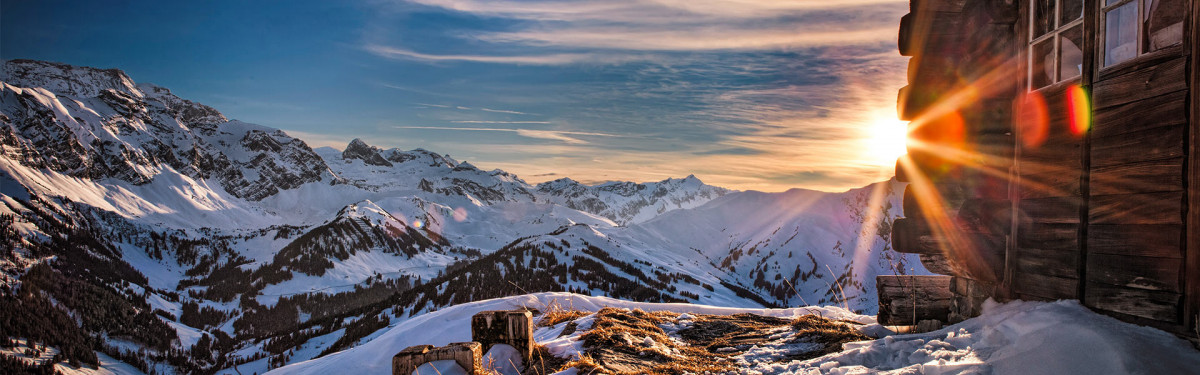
0, 59, 337, 201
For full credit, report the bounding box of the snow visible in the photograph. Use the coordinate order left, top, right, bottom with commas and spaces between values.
482, 344, 523, 375
736, 299, 1200, 375
0, 339, 146, 375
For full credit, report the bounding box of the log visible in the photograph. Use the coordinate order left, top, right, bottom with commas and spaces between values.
877, 275, 953, 325
902, 182, 966, 219
918, 233, 1005, 282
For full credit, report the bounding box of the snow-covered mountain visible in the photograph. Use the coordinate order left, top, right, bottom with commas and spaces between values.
0, 60, 917, 374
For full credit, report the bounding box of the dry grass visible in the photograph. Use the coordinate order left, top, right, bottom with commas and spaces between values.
535, 298, 591, 328
786, 315, 871, 360
572, 308, 731, 375
560, 354, 612, 375
521, 344, 572, 375
561, 309, 872, 374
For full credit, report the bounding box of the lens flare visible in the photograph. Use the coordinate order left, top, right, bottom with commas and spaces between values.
412, 220, 424, 229
1066, 84, 1091, 136
1017, 90, 1049, 148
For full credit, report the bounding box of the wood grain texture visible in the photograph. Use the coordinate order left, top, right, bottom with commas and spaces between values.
1019, 196, 1082, 224
1087, 253, 1182, 292
1093, 56, 1187, 110
1090, 125, 1186, 168
1015, 247, 1079, 279
1088, 224, 1184, 258
1012, 272, 1079, 300
1019, 168, 1082, 199
1089, 158, 1185, 196
877, 275, 954, 325
1085, 282, 1182, 323
1184, 0, 1200, 339
1089, 191, 1184, 225
1091, 90, 1188, 139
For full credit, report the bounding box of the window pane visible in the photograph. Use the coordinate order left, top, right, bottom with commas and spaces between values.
1144, 0, 1184, 51
1060, 0, 1083, 25
1104, 2, 1138, 67
1059, 26, 1084, 80
1031, 39, 1055, 88
1033, 0, 1054, 38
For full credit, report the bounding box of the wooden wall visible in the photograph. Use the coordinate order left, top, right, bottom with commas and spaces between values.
893, 0, 1198, 340
1086, 48, 1188, 327
1008, 0, 1194, 334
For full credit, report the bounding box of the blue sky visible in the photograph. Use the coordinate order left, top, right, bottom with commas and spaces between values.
1, 0, 910, 192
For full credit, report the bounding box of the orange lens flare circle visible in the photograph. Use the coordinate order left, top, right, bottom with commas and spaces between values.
908, 110, 966, 178
1066, 84, 1091, 136
1017, 90, 1049, 148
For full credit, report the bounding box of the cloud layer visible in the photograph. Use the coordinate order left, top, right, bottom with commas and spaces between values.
352, 0, 910, 191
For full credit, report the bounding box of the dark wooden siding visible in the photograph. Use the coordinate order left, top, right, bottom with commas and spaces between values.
1085, 49, 1189, 325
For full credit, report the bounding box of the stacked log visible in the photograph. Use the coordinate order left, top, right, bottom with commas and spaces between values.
890, 0, 1019, 324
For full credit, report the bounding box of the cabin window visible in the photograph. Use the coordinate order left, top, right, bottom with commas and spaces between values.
1029, 0, 1085, 90
1102, 0, 1185, 67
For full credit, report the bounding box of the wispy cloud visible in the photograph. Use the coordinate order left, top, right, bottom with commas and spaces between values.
366, 0, 904, 64
366, 44, 640, 65
480, 107, 530, 115
393, 125, 622, 144
450, 120, 552, 124
477, 27, 896, 52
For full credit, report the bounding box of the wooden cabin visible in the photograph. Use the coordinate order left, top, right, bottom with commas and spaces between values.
880, 0, 1200, 342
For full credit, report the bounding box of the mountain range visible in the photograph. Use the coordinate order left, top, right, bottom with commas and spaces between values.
0, 59, 919, 374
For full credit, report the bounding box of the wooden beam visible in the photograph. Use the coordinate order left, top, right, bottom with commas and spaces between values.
877, 275, 953, 325
1184, 0, 1200, 342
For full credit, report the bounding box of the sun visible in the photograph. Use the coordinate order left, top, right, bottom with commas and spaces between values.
863, 115, 909, 167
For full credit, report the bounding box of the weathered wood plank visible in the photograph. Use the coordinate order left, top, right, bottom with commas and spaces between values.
1019, 197, 1081, 224
1089, 191, 1184, 225
902, 183, 966, 219
1015, 247, 1079, 279
877, 275, 954, 326
1185, 0, 1200, 338
1020, 140, 1082, 172
1090, 125, 1186, 168
1087, 253, 1182, 292
1012, 272, 1078, 300
1016, 222, 1078, 251
1089, 158, 1185, 196
1085, 282, 1181, 323
1018, 168, 1082, 199
900, 11, 966, 57
1093, 56, 1187, 110
1088, 224, 1183, 259
1091, 90, 1187, 139
919, 239, 1004, 283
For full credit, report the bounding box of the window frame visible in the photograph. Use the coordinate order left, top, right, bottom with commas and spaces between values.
1099, 0, 1142, 69
1097, 0, 1186, 73
1028, 0, 1086, 91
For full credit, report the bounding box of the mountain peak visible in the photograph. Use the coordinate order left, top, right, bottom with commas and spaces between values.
343, 138, 393, 167
2, 59, 142, 99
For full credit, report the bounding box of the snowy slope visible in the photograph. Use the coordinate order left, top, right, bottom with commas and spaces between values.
537, 175, 731, 225
629, 180, 916, 310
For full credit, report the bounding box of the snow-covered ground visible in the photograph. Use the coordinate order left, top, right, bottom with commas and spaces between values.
267, 293, 1200, 375
0, 339, 145, 375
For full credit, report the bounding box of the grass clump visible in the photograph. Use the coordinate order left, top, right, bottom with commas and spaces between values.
533, 298, 590, 328
786, 315, 870, 360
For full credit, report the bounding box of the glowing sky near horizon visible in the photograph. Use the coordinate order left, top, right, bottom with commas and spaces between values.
1, 0, 910, 192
